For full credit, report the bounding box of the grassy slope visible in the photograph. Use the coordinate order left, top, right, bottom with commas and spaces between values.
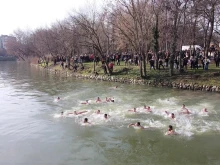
42, 61, 220, 86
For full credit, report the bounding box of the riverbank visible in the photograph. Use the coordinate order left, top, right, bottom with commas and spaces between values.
32, 61, 220, 93
0, 55, 17, 61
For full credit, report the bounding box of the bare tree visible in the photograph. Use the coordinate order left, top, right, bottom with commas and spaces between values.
110, 0, 153, 77
69, 8, 114, 74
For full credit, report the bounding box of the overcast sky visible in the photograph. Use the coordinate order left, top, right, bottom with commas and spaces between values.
0, 0, 102, 35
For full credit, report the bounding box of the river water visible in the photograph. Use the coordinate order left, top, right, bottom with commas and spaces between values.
1, 61, 220, 165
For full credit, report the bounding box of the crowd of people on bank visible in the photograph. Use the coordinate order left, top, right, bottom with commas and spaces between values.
55, 95, 209, 136
38, 48, 220, 74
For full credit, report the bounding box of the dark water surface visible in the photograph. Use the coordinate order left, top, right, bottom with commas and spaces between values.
0, 61, 220, 165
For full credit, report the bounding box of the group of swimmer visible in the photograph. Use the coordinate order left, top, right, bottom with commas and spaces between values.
128, 123, 174, 135
82, 113, 110, 125
60, 109, 110, 120
128, 105, 152, 113
165, 104, 208, 135
80, 97, 115, 104
57, 96, 208, 135
127, 103, 208, 135
164, 104, 208, 119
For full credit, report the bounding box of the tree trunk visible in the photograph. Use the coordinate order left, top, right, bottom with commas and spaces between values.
143, 54, 147, 77
66, 56, 71, 69
206, 5, 215, 57
170, 9, 178, 76
154, 15, 159, 70
139, 57, 143, 77
93, 60, 96, 72
169, 54, 174, 76
105, 62, 112, 75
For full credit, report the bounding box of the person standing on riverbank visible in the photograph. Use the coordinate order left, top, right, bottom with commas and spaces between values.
159, 58, 165, 70
149, 55, 155, 70
214, 53, 219, 67
108, 62, 114, 72
203, 57, 210, 70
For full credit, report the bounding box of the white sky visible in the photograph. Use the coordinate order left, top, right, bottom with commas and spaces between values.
0, 0, 102, 35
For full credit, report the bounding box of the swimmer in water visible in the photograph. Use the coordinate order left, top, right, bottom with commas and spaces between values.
96, 97, 102, 103
105, 97, 111, 102
104, 114, 107, 119
128, 122, 144, 129
128, 108, 137, 113
171, 113, 175, 119
104, 113, 111, 119
182, 104, 186, 110
55, 97, 61, 102
83, 118, 91, 124
202, 108, 208, 113
165, 111, 175, 119
95, 110, 101, 114
166, 125, 176, 135
144, 105, 152, 112
68, 110, 88, 115
60, 111, 64, 116
106, 97, 114, 103
180, 104, 191, 114
81, 100, 89, 104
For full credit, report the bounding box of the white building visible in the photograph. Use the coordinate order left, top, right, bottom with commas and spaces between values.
182, 45, 203, 51
0, 35, 16, 50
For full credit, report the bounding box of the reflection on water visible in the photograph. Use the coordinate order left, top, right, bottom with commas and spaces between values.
0, 61, 220, 165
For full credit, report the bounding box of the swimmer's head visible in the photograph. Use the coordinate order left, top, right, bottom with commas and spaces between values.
84, 118, 88, 123
204, 108, 208, 112
57, 97, 60, 100
171, 113, 175, 118
61, 111, 63, 115
96, 110, 100, 114
104, 114, 108, 119
182, 104, 185, 107
134, 108, 136, 112
74, 111, 77, 115
136, 122, 141, 126
168, 125, 173, 131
